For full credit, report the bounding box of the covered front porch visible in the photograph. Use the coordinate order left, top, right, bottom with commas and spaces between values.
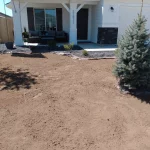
9, 0, 101, 46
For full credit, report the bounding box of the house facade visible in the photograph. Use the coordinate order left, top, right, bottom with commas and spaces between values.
8, 0, 150, 46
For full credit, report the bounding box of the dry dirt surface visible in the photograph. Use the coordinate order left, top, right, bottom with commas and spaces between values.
0, 53, 150, 150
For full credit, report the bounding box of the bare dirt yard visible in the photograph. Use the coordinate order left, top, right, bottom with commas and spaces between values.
0, 53, 150, 150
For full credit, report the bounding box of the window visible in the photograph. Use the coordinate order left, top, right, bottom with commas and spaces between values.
34, 9, 56, 31
45, 9, 56, 31
34, 9, 45, 31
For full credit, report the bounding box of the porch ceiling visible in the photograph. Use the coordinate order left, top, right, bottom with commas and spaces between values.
12, 0, 100, 4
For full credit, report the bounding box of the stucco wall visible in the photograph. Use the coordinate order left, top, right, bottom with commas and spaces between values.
91, 1, 103, 43
118, 5, 150, 39
91, 0, 150, 43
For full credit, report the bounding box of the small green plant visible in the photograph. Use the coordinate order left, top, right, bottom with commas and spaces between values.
24, 27, 27, 32
22, 27, 29, 38
82, 50, 88, 56
63, 43, 74, 51
48, 40, 56, 48
23, 38, 28, 42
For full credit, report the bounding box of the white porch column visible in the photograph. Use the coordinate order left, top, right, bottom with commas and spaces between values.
12, 1, 23, 46
69, 3, 77, 45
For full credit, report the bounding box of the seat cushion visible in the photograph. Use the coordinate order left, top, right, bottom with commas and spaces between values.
56, 31, 65, 37
39, 31, 47, 36
29, 31, 39, 37
48, 31, 56, 37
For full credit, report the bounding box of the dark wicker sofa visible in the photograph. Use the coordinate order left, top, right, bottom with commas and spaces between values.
28, 30, 68, 44
28, 31, 41, 43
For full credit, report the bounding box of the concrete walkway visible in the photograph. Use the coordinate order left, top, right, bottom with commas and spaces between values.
22, 42, 117, 52
78, 43, 117, 51
25, 42, 117, 52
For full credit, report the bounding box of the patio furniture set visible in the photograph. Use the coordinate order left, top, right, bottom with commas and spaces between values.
27, 30, 68, 44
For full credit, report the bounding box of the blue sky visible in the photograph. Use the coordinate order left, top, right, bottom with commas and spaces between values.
0, 0, 12, 16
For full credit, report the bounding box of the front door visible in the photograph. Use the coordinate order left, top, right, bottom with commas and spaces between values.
77, 9, 88, 40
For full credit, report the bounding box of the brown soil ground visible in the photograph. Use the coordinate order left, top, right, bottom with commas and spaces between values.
0, 53, 150, 150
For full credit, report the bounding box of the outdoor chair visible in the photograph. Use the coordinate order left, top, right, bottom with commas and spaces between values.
28, 31, 40, 43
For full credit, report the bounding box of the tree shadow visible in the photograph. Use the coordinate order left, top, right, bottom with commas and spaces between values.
0, 68, 37, 91
11, 53, 46, 58
131, 92, 150, 104
125, 88, 150, 104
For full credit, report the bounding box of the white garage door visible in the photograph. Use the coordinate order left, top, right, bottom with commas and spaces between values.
118, 5, 150, 40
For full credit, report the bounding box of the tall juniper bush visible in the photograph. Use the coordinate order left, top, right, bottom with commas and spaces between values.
114, 14, 150, 90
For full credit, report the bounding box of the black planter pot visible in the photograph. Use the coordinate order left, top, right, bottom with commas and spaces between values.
5, 42, 14, 49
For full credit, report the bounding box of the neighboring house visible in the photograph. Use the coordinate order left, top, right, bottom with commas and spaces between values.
0, 12, 14, 43
7, 0, 150, 46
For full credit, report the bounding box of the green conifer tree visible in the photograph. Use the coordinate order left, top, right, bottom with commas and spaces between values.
114, 14, 150, 90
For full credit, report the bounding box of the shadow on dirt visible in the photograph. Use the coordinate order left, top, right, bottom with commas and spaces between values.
11, 53, 46, 58
132, 92, 150, 104
126, 88, 150, 104
0, 68, 37, 91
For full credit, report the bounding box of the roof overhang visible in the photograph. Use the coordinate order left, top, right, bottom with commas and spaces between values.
14, 0, 100, 2
6, 0, 100, 8
7, 0, 100, 9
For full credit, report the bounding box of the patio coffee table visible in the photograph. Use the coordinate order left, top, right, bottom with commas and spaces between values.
40, 37, 55, 45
